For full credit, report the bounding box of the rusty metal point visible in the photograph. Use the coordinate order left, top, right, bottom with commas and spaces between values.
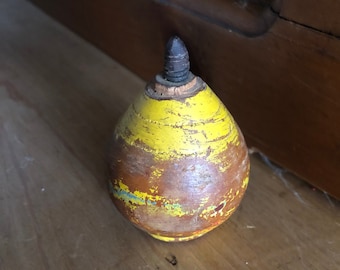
163, 36, 190, 84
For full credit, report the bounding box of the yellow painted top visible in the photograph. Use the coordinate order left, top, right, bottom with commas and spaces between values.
115, 84, 240, 164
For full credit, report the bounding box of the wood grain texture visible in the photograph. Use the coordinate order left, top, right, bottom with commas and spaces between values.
28, 0, 340, 198
280, 0, 340, 36
154, 0, 280, 37
0, 1, 339, 269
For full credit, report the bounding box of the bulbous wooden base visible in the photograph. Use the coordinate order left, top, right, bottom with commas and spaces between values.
109, 79, 250, 242
109, 134, 249, 242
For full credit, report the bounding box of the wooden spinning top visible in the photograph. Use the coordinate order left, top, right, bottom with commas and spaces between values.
109, 36, 250, 242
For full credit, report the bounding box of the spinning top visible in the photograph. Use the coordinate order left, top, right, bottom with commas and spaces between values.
109, 36, 250, 242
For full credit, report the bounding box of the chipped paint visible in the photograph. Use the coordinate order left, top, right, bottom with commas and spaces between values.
111, 180, 189, 217
115, 85, 240, 169
242, 176, 249, 189
109, 77, 250, 242
110, 178, 241, 222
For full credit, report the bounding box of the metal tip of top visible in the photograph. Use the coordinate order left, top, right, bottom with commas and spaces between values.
163, 36, 190, 84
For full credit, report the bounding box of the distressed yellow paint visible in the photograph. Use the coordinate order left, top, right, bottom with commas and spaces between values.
199, 197, 239, 220
149, 187, 157, 194
150, 167, 163, 178
200, 205, 217, 219
112, 178, 239, 221
112, 180, 189, 217
115, 85, 240, 165
148, 167, 163, 194
242, 176, 249, 189
151, 231, 206, 242
109, 79, 250, 242
150, 214, 232, 242
224, 207, 236, 218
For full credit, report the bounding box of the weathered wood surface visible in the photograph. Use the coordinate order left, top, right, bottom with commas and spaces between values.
280, 0, 340, 36
0, 1, 339, 269
28, 0, 340, 198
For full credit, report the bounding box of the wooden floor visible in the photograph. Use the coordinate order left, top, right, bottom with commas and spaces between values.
0, 0, 339, 269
